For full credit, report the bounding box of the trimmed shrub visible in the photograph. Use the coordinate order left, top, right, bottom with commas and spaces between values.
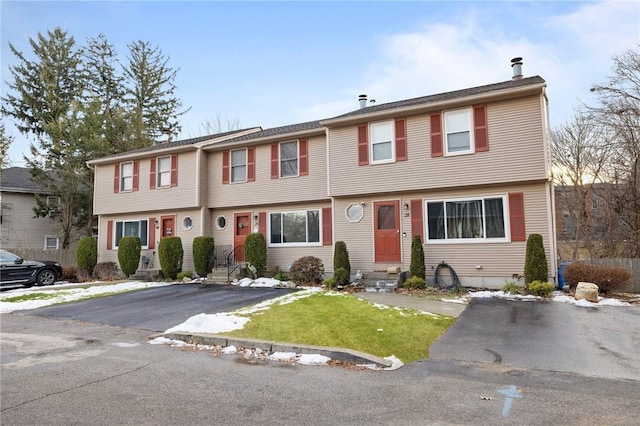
524, 234, 548, 284
334, 267, 350, 287
563, 263, 631, 293
404, 275, 426, 289
193, 236, 215, 277
527, 280, 555, 297
289, 256, 324, 284
410, 235, 426, 280
118, 236, 141, 277
94, 262, 120, 281
76, 236, 98, 275
333, 241, 351, 275
274, 271, 289, 281
245, 233, 267, 277
323, 276, 337, 289
158, 237, 183, 280
502, 281, 524, 295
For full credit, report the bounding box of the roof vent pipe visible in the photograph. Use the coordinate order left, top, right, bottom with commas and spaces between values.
511, 57, 523, 80
358, 94, 368, 109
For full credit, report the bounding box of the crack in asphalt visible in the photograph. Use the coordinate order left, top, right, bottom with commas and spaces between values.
1, 363, 150, 412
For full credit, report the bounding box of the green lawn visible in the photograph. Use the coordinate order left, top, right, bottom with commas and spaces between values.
221, 291, 456, 364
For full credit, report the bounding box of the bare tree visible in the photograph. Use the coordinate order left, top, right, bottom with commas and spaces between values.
199, 113, 241, 135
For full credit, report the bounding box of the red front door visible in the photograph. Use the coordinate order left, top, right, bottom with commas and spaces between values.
161, 216, 175, 238
374, 201, 401, 263
234, 213, 251, 261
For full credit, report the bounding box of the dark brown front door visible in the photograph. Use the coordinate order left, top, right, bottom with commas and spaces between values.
161, 216, 175, 238
374, 201, 401, 263
234, 212, 251, 261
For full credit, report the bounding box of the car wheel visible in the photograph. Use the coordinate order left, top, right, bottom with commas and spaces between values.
36, 269, 57, 286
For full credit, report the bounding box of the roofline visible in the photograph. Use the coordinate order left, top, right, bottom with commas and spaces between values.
202, 127, 326, 151
320, 81, 547, 126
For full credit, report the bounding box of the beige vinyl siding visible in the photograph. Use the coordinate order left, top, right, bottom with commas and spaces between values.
329, 95, 547, 197
93, 151, 199, 215
0, 192, 64, 249
208, 135, 328, 208
210, 201, 333, 274
333, 182, 554, 287
97, 208, 202, 274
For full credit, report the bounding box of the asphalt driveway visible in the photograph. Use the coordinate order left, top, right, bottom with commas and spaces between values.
429, 298, 640, 381
21, 284, 297, 332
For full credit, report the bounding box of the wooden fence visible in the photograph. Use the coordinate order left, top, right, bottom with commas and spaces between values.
583, 258, 640, 293
4, 248, 77, 267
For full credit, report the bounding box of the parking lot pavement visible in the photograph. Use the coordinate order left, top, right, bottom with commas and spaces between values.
21, 284, 298, 332
429, 298, 640, 381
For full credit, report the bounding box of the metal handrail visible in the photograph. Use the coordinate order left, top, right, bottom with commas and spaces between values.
226, 246, 245, 282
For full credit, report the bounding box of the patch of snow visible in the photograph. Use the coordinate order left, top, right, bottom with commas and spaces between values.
468, 290, 539, 301
221, 345, 237, 354
112, 342, 140, 348
298, 354, 331, 365
553, 294, 631, 307
165, 312, 250, 334
232, 277, 291, 288
383, 355, 405, 371
268, 351, 297, 362
441, 297, 468, 305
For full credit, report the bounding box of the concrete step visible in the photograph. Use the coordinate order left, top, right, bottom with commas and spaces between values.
130, 269, 162, 282
360, 271, 406, 293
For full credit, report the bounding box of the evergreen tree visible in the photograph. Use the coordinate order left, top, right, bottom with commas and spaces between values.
0, 123, 12, 168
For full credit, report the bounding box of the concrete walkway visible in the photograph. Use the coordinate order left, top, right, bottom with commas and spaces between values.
355, 292, 467, 317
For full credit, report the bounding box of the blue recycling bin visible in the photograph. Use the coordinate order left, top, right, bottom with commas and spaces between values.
557, 261, 572, 289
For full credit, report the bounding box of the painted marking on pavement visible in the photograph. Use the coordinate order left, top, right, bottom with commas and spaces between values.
497, 385, 523, 417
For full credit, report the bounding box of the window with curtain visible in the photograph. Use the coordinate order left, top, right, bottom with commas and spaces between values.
120, 162, 133, 192
444, 108, 473, 154
115, 219, 149, 247
370, 120, 393, 163
426, 197, 506, 241
269, 209, 320, 245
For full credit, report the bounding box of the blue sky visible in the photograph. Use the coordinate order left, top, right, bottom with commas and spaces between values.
2, 0, 639, 165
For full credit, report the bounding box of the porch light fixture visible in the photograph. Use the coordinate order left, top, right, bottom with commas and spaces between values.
403, 203, 409, 211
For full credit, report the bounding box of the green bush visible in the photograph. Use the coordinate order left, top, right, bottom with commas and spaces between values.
404, 275, 426, 289
289, 256, 324, 284
245, 233, 267, 277
177, 271, 193, 280
334, 267, 350, 287
158, 237, 184, 280
524, 234, 548, 284
527, 280, 555, 297
563, 263, 632, 293
93, 262, 120, 281
76, 236, 98, 275
118, 236, 141, 277
193, 236, 214, 277
323, 276, 337, 289
410, 235, 426, 280
501, 281, 524, 295
274, 271, 289, 281
333, 241, 351, 275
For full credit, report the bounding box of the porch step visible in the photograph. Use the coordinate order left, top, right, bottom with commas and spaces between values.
361, 271, 406, 293
204, 268, 231, 285
130, 268, 162, 282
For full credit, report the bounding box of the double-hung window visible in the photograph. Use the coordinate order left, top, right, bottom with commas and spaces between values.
114, 219, 148, 248
269, 209, 320, 245
426, 196, 507, 242
120, 162, 133, 192
44, 235, 59, 249
231, 149, 247, 183
444, 108, 474, 155
280, 142, 298, 177
157, 156, 171, 187
370, 121, 394, 163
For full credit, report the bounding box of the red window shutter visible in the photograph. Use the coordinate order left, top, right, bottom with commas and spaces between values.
322, 207, 332, 246
113, 165, 120, 193
357, 125, 368, 165
271, 144, 279, 179
247, 147, 255, 182
106, 220, 113, 250
132, 160, 140, 191
170, 154, 178, 187
509, 192, 526, 242
395, 118, 407, 161
474, 105, 489, 152
148, 217, 155, 249
410, 199, 424, 241
430, 113, 443, 157
150, 158, 157, 189
222, 151, 230, 184
299, 139, 308, 176
258, 211, 267, 239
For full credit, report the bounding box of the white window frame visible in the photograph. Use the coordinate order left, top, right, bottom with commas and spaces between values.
424, 195, 509, 244
444, 108, 475, 156
345, 203, 364, 223
44, 235, 59, 249
114, 219, 149, 249
120, 161, 133, 192
268, 208, 322, 247
230, 148, 247, 183
369, 120, 394, 164
157, 156, 171, 188
182, 216, 193, 231
215, 215, 227, 230
280, 141, 299, 178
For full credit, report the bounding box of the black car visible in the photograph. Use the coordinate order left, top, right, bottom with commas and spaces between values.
0, 249, 62, 288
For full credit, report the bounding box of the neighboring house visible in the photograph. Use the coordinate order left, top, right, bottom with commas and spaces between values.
88, 67, 557, 288
0, 167, 61, 250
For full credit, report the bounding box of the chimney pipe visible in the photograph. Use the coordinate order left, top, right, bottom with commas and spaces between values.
511, 57, 523, 80
358, 94, 368, 109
